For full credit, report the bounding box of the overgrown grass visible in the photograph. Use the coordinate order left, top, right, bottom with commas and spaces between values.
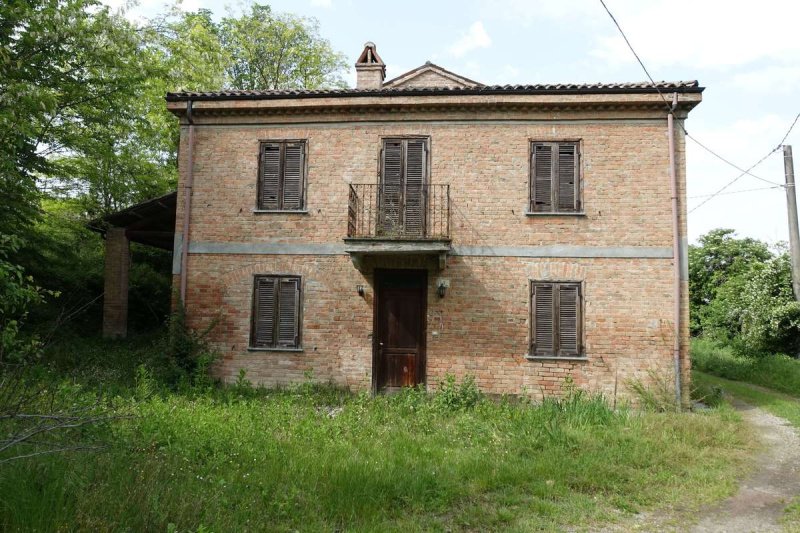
691, 338, 800, 396
0, 338, 754, 531
693, 371, 800, 429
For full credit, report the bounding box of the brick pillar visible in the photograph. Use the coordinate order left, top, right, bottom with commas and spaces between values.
103, 227, 129, 338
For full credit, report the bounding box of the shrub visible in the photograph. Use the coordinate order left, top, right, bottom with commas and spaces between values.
164, 300, 218, 388
627, 371, 679, 412
433, 374, 482, 410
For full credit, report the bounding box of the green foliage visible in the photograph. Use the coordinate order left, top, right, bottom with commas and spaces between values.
0, 349, 751, 531
165, 301, 218, 388
0, 236, 53, 364
737, 254, 800, 354
627, 371, 680, 412
690, 229, 800, 356
433, 373, 483, 410
693, 371, 800, 429
691, 338, 800, 397
1, 0, 151, 233
689, 228, 771, 336
3, 0, 349, 342
218, 4, 347, 90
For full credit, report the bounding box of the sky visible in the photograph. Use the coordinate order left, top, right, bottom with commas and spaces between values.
108, 0, 800, 245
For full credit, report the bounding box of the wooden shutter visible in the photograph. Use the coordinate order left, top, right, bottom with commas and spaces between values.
557, 144, 578, 212
277, 277, 300, 347
531, 144, 553, 212
532, 283, 555, 355
404, 139, 426, 236
251, 277, 277, 347
380, 140, 403, 234
558, 284, 580, 355
282, 142, 304, 210
259, 143, 281, 210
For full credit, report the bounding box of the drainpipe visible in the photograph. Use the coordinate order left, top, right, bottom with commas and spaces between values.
179, 99, 195, 304
667, 93, 682, 408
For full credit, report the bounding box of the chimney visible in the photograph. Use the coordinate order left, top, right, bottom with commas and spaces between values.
355, 42, 385, 90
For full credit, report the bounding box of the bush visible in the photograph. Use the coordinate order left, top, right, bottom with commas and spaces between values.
165, 300, 218, 388
627, 371, 680, 412
433, 374, 482, 410
0, 235, 52, 364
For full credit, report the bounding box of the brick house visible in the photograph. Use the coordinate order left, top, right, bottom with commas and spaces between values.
108, 42, 702, 402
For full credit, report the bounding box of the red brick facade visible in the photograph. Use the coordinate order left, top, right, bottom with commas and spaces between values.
167, 64, 701, 404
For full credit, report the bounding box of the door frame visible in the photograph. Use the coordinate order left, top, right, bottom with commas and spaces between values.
372, 268, 428, 393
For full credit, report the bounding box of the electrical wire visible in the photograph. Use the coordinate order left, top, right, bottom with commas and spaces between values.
688, 149, 782, 213
597, 0, 799, 211
686, 184, 783, 200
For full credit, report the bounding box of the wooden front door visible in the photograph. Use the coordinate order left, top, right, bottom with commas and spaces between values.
374, 269, 427, 392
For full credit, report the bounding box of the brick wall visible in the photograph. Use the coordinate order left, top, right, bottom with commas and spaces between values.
103, 227, 129, 338
174, 100, 693, 401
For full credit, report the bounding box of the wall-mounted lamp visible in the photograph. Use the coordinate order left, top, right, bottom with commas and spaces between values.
436, 278, 450, 298
356, 284, 365, 297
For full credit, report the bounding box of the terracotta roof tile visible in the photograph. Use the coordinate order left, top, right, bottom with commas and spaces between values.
166, 81, 702, 101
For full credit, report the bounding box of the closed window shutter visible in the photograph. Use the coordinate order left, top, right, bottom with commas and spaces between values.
277, 278, 300, 347
558, 284, 580, 355
557, 144, 578, 212
531, 144, 553, 212
252, 277, 277, 347
381, 140, 403, 233
404, 139, 426, 236
260, 144, 281, 210
282, 142, 304, 210
532, 283, 555, 355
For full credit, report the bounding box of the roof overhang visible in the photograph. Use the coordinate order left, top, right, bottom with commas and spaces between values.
91, 191, 177, 250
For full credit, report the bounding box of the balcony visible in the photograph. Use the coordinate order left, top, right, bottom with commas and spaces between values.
344, 183, 451, 270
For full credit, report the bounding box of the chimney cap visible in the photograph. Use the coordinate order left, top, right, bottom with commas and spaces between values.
356, 41, 384, 66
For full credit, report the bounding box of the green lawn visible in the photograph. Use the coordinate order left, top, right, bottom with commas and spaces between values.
693, 371, 800, 429
0, 368, 753, 532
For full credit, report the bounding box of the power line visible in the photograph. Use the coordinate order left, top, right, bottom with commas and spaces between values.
684, 133, 783, 187
688, 150, 781, 213
689, 113, 800, 213
687, 184, 783, 200
778, 112, 800, 147
597, 0, 799, 211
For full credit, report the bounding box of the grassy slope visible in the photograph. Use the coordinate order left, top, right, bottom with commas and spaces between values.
691, 338, 800, 397
0, 384, 750, 532
693, 371, 800, 430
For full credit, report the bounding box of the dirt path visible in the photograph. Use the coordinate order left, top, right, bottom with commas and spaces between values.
598, 398, 800, 533
689, 398, 800, 532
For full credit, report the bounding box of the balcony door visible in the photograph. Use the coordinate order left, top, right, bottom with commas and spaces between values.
380, 138, 428, 237
374, 269, 427, 392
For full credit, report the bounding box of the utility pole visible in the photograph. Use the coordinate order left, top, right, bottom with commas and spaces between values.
784, 145, 800, 300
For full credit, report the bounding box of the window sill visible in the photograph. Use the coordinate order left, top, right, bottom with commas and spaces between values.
525, 354, 588, 362
247, 347, 304, 352
524, 211, 587, 217
252, 209, 309, 214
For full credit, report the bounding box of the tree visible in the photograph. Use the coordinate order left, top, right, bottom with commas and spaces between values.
688, 229, 771, 334
0, 0, 148, 232
219, 4, 347, 90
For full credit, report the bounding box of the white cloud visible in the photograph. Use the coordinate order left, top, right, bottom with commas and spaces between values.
481, 0, 800, 71
448, 21, 492, 58
588, 0, 800, 70
310, 0, 332, 8
731, 65, 800, 94
687, 114, 794, 243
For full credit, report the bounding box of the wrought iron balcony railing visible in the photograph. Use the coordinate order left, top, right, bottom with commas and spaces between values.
347, 183, 450, 240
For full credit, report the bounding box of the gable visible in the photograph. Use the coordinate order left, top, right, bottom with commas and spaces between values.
383, 62, 482, 89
